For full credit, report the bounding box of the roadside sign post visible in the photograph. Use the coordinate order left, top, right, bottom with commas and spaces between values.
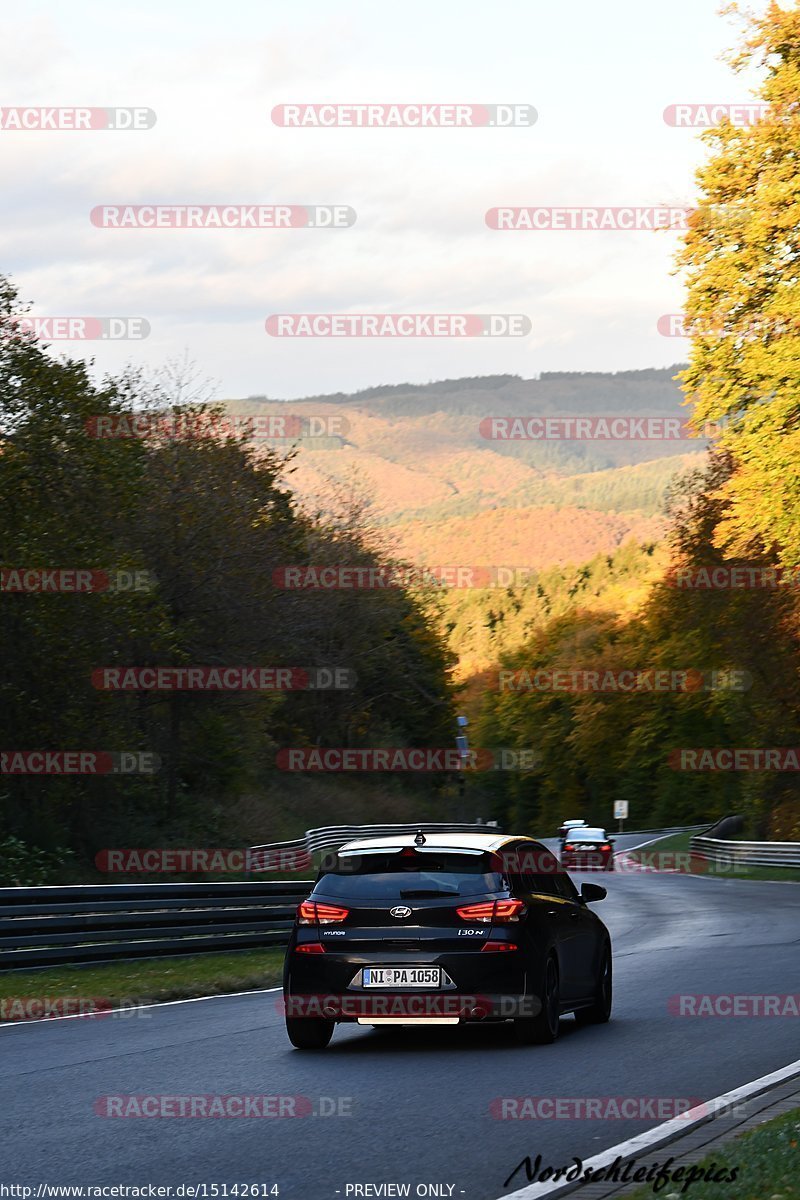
613, 800, 629, 833
455, 716, 469, 822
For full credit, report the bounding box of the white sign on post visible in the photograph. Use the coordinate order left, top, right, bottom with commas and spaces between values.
614, 801, 629, 820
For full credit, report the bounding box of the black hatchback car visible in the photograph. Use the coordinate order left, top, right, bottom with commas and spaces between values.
283, 831, 612, 1049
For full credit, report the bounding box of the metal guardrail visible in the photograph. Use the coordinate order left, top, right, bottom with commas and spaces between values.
0, 822, 499, 970
687, 812, 799, 869
617, 824, 711, 837
5, 821, 786, 972
0, 881, 312, 970
248, 820, 500, 869
689, 835, 800, 869
246, 822, 708, 869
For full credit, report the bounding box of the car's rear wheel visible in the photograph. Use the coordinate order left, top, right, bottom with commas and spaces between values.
285, 1015, 334, 1049
575, 944, 612, 1025
514, 955, 560, 1045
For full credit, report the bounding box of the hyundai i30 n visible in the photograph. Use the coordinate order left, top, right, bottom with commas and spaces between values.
283, 831, 612, 1049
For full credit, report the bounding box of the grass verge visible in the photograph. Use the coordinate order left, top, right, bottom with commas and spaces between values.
624, 1105, 800, 1199
626, 831, 800, 883
0, 948, 286, 1016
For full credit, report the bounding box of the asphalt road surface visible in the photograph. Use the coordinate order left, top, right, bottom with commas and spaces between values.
2, 833, 798, 1200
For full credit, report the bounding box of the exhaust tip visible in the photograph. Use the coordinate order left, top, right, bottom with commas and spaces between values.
322, 1005, 338, 1018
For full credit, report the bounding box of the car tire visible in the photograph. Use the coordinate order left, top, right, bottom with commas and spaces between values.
574, 944, 612, 1025
514, 955, 560, 1045
285, 1015, 334, 1049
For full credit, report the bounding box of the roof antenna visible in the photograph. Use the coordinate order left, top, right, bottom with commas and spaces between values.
414, 830, 427, 846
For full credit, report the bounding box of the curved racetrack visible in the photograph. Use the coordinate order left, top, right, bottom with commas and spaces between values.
2, 835, 798, 1199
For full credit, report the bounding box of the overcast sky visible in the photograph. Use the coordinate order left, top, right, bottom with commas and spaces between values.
1, 0, 775, 399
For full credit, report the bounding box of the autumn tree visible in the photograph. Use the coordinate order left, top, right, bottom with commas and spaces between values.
679, 1, 800, 565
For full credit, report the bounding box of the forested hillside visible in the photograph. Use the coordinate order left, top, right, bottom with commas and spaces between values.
223, 369, 704, 569
469, 3, 800, 843
3, 5, 799, 878
473, 456, 800, 843
0, 278, 455, 879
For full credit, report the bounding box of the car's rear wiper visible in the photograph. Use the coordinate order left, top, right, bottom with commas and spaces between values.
398, 888, 457, 898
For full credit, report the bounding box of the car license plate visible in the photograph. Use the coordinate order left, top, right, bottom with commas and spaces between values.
363, 967, 440, 988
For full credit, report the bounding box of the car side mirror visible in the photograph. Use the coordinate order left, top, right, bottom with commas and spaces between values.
580, 883, 607, 903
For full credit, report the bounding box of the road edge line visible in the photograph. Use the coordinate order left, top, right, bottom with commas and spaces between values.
496, 1055, 800, 1199
0, 985, 283, 1029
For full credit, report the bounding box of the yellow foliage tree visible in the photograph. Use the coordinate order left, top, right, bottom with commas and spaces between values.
678, 1, 800, 566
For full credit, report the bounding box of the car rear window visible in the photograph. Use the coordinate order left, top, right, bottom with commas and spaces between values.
313, 850, 505, 900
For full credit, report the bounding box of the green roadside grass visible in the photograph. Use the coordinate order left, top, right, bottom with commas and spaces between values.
1, 858, 315, 1018
0, 948, 286, 1016
627, 831, 695, 856
624, 1105, 800, 1199
626, 830, 800, 884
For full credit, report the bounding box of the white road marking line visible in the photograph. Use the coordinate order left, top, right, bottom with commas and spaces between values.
496, 1055, 800, 1199
0, 986, 282, 1028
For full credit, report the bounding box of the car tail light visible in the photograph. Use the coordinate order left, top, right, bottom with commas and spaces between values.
297, 901, 349, 925
456, 899, 524, 923
601, 844, 611, 851
564, 843, 575, 851
456, 901, 495, 923
295, 942, 325, 954
481, 941, 518, 953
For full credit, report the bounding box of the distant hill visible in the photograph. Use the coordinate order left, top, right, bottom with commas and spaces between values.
224, 367, 706, 569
